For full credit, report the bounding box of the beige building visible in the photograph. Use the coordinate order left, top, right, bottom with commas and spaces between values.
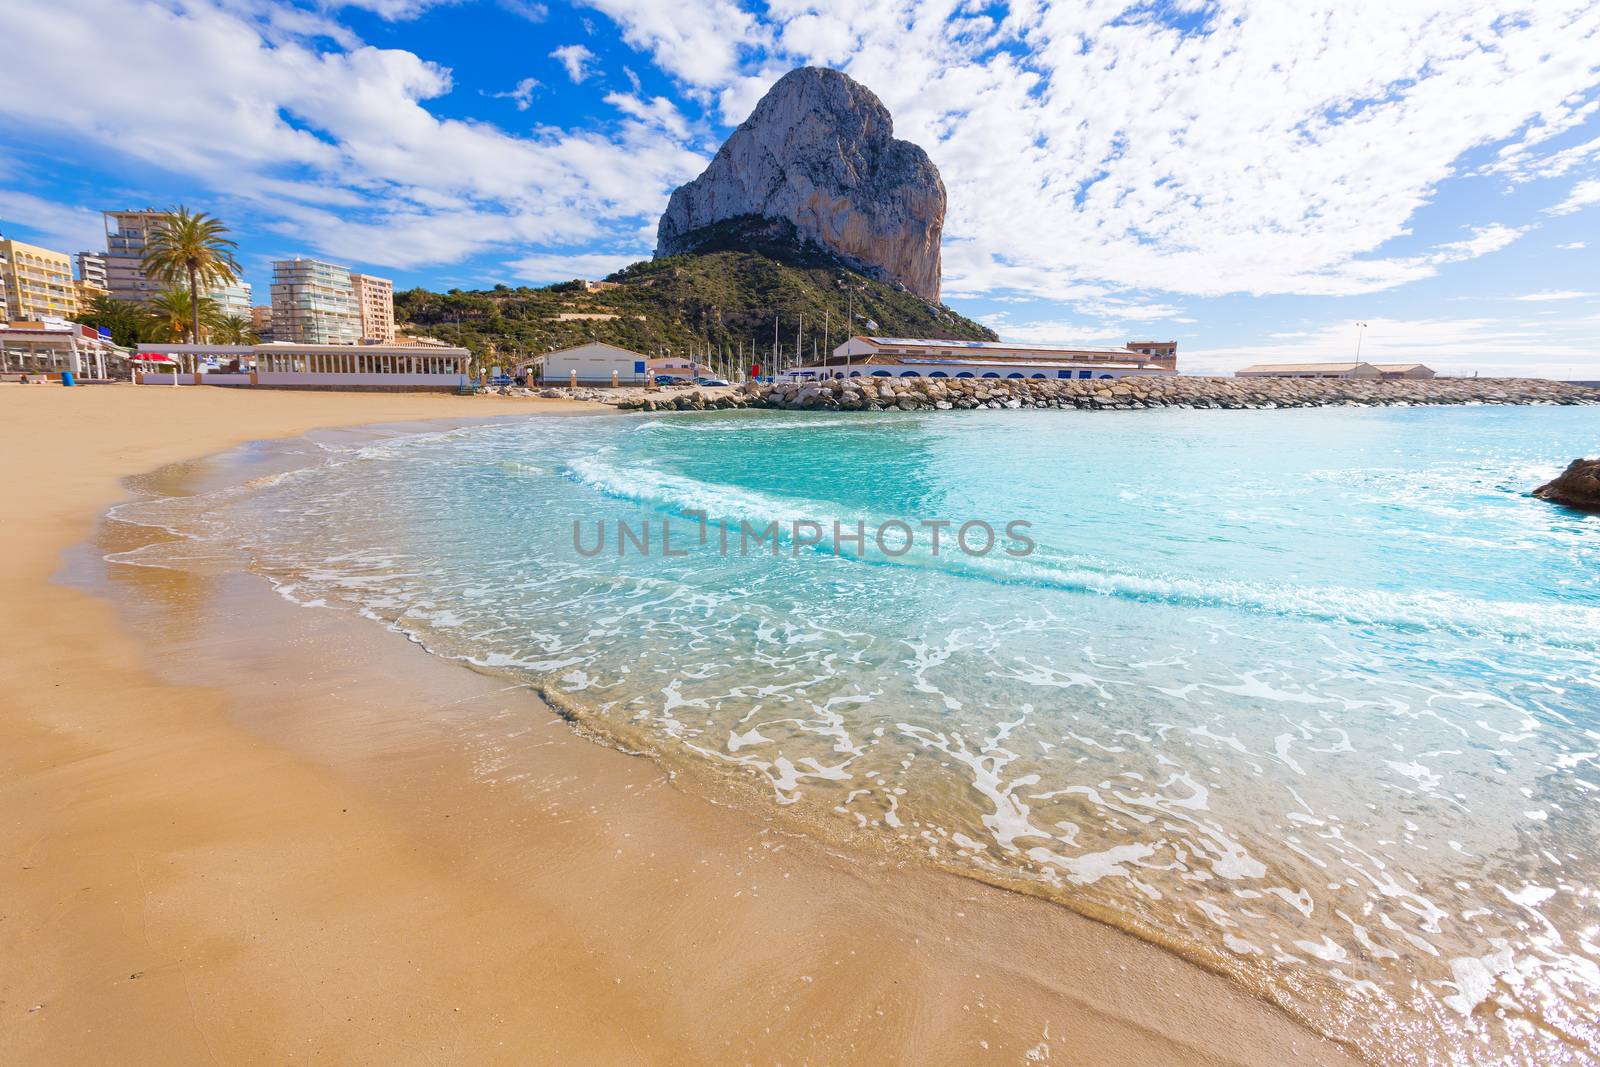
0, 237, 78, 320
1236, 362, 1436, 380
251, 305, 273, 339
270, 258, 360, 344
103, 209, 165, 303
350, 272, 395, 342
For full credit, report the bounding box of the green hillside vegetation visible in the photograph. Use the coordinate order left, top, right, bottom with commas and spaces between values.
395, 222, 995, 368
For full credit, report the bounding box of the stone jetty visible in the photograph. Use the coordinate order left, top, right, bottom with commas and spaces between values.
610, 375, 1598, 413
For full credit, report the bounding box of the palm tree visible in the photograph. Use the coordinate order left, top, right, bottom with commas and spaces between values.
212, 314, 259, 344
140, 207, 241, 346
147, 287, 221, 343
72, 293, 157, 348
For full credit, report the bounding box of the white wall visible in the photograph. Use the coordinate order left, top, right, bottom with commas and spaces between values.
542, 342, 649, 384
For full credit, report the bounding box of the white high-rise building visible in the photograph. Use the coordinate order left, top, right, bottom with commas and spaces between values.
270, 257, 360, 344
209, 279, 254, 321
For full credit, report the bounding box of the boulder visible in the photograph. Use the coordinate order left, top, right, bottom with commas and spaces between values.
1533, 458, 1600, 512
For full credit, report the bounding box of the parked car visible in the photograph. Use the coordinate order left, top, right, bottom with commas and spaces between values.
486, 373, 513, 387
693, 376, 731, 387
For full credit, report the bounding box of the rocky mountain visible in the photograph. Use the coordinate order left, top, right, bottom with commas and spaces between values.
393, 247, 994, 364
655, 67, 946, 303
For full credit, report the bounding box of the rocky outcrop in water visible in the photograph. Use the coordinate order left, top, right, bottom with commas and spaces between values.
1533, 458, 1600, 512
655, 67, 946, 303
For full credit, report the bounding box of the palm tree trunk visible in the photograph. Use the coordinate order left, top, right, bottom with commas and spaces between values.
188, 265, 202, 349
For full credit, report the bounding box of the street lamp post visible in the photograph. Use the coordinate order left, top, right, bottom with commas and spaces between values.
1355, 321, 1369, 364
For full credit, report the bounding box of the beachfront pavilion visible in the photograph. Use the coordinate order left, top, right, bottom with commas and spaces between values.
135, 342, 472, 390
0, 320, 130, 379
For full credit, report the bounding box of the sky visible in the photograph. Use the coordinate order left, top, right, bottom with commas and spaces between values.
1, 0, 1598, 376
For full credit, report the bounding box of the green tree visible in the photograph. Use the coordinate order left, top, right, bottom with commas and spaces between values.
212, 314, 259, 344
72, 293, 155, 348
147, 287, 222, 343
140, 207, 241, 345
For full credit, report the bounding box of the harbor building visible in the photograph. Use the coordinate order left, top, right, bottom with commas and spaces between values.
537, 341, 654, 385
1236, 362, 1435, 380
270, 258, 360, 344
351, 272, 396, 342
0, 237, 79, 320
795, 336, 1179, 381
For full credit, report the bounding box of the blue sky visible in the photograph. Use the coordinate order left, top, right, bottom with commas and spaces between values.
1, 0, 1598, 374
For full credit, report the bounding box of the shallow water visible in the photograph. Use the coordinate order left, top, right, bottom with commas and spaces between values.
114, 405, 1600, 1063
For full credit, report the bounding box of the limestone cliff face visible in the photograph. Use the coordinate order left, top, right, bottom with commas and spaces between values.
655, 67, 946, 303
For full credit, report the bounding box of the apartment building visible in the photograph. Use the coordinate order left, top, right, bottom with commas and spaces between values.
103, 209, 165, 303
0, 246, 9, 321
350, 272, 395, 342
75, 251, 108, 290
210, 279, 255, 321
270, 257, 360, 344
251, 305, 273, 340
0, 236, 78, 320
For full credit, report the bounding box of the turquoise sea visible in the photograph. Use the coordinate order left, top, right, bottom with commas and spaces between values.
119, 405, 1600, 1063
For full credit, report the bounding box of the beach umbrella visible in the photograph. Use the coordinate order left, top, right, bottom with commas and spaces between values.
131, 352, 182, 387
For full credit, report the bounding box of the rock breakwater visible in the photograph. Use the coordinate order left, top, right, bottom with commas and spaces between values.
612, 375, 1598, 413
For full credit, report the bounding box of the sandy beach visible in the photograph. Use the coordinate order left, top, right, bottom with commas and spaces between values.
0, 383, 1361, 1065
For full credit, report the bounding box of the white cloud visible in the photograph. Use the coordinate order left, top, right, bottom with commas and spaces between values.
988, 319, 1131, 345
1556, 241, 1587, 249
577, 0, 763, 93
1510, 290, 1598, 302
1550, 178, 1600, 215
0, 0, 706, 275
334, 0, 453, 20
550, 43, 596, 84
0, 189, 107, 253
488, 76, 541, 111
713, 1, 1600, 300
499, 0, 547, 21
507, 250, 647, 282
602, 92, 690, 139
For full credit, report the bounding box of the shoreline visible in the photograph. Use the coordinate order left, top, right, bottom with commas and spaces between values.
1, 384, 1361, 1064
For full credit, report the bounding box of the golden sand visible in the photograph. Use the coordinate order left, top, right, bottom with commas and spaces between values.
0, 383, 1361, 1065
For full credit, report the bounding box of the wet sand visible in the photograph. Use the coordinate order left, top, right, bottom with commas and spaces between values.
0, 383, 1362, 1065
